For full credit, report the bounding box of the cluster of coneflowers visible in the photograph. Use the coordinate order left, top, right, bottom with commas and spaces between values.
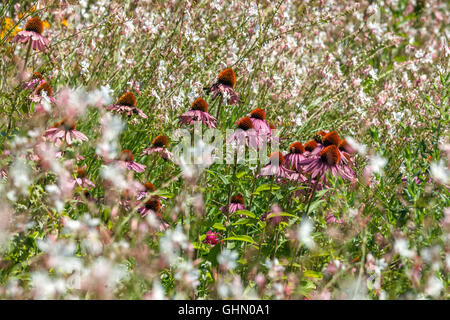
12, 15, 357, 248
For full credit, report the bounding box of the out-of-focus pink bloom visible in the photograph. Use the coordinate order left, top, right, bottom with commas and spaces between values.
205, 68, 240, 105
179, 97, 217, 128
117, 149, 146, 173
203, 230, 220, 245
11, 17, 49, 51
141, 135, 173, 161
260, 204, 287, 226
325, 213, 343, 226
106, 91, 147, 119
44, 118, 88, 146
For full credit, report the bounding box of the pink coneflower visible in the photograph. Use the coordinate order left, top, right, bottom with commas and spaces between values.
221, 194, 247, 216
11, 16, 49, 51
137, 182, 156, 201
106, 91, 148, 119
259, 151, 298, 180
205, 68, 240, 105
141, 135, 173, 161
23, 72, 45, 90
118, 149, 146, 173
137, 196, 169, 231
304, 140, 319, 154
71, 166, 95, 189
228, 116, 260, 149
203, 230, 220, 246
179, 97, 217, 128
250, 108, 271, 135
44, 118, 88, 146
299, 145, 354, 181
284, 142, 308, 172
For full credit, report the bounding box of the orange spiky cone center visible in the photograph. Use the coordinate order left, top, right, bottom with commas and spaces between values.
217, 68, 236, 88
77, 168, 87, 178
190, 97, 209, 112
304, 140, 318, 152
269, 123, 276, 130
322, 131, 340, 147
53, 118, 76, 130
35, 81, 53, 96
269, 151, 285, 165
237, 117, 253, 131
120, 149, 134, 162
144, 182, 156, 192
250, 108, 266, 120
320, 145, 341, 166
145, 196, 161, 212
32, 72, 44, 80
117, 92, 137, 107
152, 135, 169, 148
25, 17, 44, 34
289, 142, 305, 154
231, 194, 244, 204
314, 131, 327, 143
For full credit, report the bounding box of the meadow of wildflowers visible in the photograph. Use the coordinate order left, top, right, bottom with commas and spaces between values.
0, 0, 448, 301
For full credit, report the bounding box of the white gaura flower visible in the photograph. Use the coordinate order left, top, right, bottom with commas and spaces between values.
344, 136, 367, 155
10, 159, 32, 194
430, 160, 449, 185
424, 276, 443, 297
368, 153, 387, 175
217, 249, 238, 270
394, 238, 415, 259
297, 218, 315, 249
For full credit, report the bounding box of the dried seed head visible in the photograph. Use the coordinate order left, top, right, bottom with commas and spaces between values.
250, 108, 266, 120
35, 81, 53, 96
231, 194, 244, 204
237, 117, 253, 131
117, 92, 137, 107
120, 149, 134, 162
25, 16, 44, 34
304, 140, 318, 152
289, 142, 305, 154
322, 131, 340, 147
190, 97, 208, 112
152, 135, 169, 148
269, 151, 285, 165
144, 182, 156, 192
320, 145, 341, 166
217, 68, 236, 88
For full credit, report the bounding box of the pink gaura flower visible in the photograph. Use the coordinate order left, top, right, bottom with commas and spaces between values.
205, 68, 240, 105
141, 135, 173, 161
117, 149, 146, 173
179, 97, 217, 128
44, 118, 88, 146
106, 91, 148, 119
11, 16, 49, 51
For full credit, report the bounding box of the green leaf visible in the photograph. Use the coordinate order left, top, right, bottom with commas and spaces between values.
222, 235, 256, 244
253, 183, 280, 194
232, 218, 251, 225
212, 222, 226, 231
267, 212, 297, 219
303, 270, 323, 279
236, 171, 247, 179
232, 210, 256, 219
